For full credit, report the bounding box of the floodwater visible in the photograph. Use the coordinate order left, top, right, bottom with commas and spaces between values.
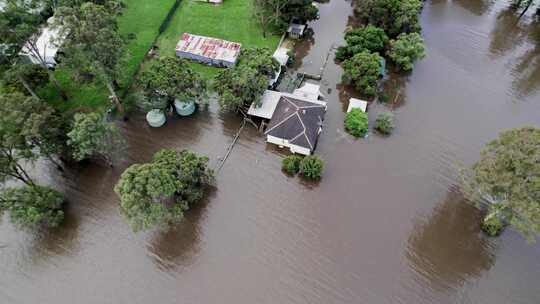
2, 0, 540, 303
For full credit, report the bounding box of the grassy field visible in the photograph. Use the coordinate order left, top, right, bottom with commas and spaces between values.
39, 0, 280, 111
156, 0, 281, 79
40, 0, 176, 112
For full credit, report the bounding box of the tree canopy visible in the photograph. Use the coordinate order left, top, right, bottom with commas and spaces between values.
139, 56, 206, 106
115, 149, 213, 232
355, 0, 423, 37
336, 25, 389, 62
67, 112, 124, 165
342, 51, 382, 96
387, 32, 426, 71
463, 126, 540, 241
214, 47, 278, 111
345, 108, 369, 138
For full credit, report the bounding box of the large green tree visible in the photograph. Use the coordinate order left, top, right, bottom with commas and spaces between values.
213, 48, 278, 112
67, 112, 124, 166
355, 0, 423, 36
114, 149, 213, 232
463, 126, 540, 241
139, 56, 206, 108
387, 32, 426, 71
336, 25, 389, 62
54, 1, 127, 112
342, 51, 382, 96
253, 0, 319, 33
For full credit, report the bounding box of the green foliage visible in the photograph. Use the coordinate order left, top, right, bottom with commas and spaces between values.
0, 185, 64, 228
139, 56, 206, 107
336, 25, 389, 62
0, 92, 67, 185
1, 64, 49, 95
463, 126, 540, 241
374, 111, 395, 135
481, 215, 504, 237
299, 155, 324, 180
213, 48, 278, 111
342, 51, 382, 96
282, 155, 303, 175
355, 0, 423, 36
67, 112, 124, 165
387, 32, 426, 71
114, 149, 213, 232
278, 0, 319, 29
345, 108, 369, 138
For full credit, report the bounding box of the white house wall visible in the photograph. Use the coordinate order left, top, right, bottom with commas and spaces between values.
267, 135, 311, 156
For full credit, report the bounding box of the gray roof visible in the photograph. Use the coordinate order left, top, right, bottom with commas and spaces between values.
264, 96, 326, 151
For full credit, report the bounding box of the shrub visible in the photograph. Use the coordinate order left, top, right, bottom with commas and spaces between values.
345, 108, 369, 138
342, 51, 382, 96
282, 155, 303, 175
374, 112, 395, 135
387, 33, 426, 71
335, 25, 389, 61
299, 156, 325, 180
355, 0, 422, 36
481, 216, 504, 237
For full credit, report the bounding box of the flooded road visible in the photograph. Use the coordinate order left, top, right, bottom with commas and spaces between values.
2, 0, 540, 303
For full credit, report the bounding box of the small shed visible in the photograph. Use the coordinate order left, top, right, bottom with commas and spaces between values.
287, 23, 306, 39
175, 33, 241, 67
347, 98, 368, 113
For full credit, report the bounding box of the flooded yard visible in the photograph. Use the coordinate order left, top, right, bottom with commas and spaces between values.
1, 0, 540, 303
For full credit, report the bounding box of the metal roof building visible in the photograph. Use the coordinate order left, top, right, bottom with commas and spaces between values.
175, 33, 241, 67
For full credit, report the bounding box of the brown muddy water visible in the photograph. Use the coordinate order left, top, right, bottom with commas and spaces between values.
2, 0, 540, 303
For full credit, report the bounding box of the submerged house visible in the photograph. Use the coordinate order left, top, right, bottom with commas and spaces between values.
175, 33, 241, 67
248, 84, 327, 155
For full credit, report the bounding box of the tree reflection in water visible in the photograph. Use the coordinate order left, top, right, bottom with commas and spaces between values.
405, 187, 498, 293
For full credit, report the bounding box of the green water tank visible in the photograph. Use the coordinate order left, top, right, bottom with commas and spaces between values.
174, 99, 196, 116
146, 109, 166, 127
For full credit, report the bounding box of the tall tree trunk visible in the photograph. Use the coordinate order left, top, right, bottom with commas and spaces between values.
105, 80, 124, 114
18, 76, 40, 100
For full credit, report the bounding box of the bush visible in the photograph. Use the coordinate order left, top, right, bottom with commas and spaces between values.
345, 108, 369, 138
342, 51, 382, 96
355, 0, 422, 36
387, 33, 426, 71
374, 112, 395, 135
335, 25, 388, 62
282, 155, 303, 175
481, 216, 504, 237
299, 156, 325, 180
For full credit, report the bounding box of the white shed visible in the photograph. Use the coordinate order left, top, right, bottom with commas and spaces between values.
347, 98, 368, 113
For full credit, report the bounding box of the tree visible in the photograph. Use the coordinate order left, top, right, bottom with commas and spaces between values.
462, 126, 540, 241
0, 2, 68, 99
2, 63, 49, 99
336, 25, 389, 62
342, 51, 382, 96
253, 0, 319, 32
54, 1, 127, 112
0, 92, 67, 173
282, 155, 303, 175
387, 32, 426, 71
213, 48, 278, 111
0, 185, 64, 228
355, 0, 422, 36
345, 108, 369, 138
374, 111, 395, 135
67, 112, 124, 166
299, 155, 324, 180
114, 149, 213, 231
139, 56, 206, 107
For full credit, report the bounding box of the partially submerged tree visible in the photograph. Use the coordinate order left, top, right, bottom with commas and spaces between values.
344, 108, 369, 138
299, 155, 324, 180
355, 0, 423, 36
139, 56, 206, 108
115, 149, 213, 232
387, 32, 426, 71
374, 111, 395, 135
342, 51, 382, 96
0, 185, 65, 228
336, 25, 389, 62
67, 112, 124, 166
55, 1, 127, 112
462, 126, 540, 241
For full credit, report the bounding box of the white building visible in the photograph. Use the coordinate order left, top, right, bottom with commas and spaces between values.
19, 17, 66, 68
175, 33, 241, 67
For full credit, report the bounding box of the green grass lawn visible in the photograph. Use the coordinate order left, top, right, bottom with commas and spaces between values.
40, 0, 176, 112
156, 0, 281, 79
